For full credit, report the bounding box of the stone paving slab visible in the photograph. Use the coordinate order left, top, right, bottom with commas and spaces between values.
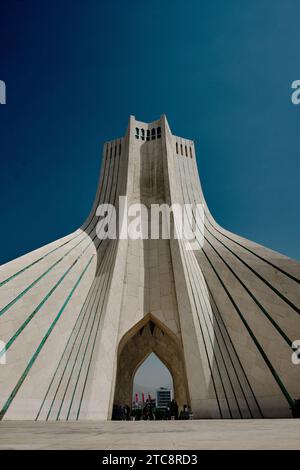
0, 420, 300, 449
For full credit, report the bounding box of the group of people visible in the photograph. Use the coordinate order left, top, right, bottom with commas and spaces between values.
165, 400, 192, 420
112, 400, 193, 421
112, 404, 131, 421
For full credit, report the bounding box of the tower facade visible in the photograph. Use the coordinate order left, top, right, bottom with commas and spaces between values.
0, 115, 300, 420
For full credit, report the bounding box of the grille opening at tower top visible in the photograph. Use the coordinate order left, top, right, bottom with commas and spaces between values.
135, 126, 161, 140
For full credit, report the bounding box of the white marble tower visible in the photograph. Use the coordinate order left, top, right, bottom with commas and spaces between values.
0, 115, 300, 420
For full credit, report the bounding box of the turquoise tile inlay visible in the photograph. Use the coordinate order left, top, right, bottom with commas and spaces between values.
0, 233, 82, 288
0, 255, 94, 421
0, 233, 91, 318
0, 245, 92, 360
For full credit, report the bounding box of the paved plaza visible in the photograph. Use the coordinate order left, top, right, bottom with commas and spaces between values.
0, 419, 300, 450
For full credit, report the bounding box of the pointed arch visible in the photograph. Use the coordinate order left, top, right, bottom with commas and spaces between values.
112, 314, 189, 414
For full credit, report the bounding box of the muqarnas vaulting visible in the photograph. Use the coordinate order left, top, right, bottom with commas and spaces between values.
1, 115, 300, 420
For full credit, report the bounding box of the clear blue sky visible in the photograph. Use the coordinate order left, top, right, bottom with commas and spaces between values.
0, 0, 299, 265
133, 353, 173, 398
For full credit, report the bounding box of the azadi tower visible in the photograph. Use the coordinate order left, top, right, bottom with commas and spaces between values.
1, 115, 300, 421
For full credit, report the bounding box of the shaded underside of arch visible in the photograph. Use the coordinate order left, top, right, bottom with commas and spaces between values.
113, 315, 189, 410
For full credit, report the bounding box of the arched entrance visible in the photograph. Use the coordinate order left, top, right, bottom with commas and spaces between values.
113, 314, 189, 411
